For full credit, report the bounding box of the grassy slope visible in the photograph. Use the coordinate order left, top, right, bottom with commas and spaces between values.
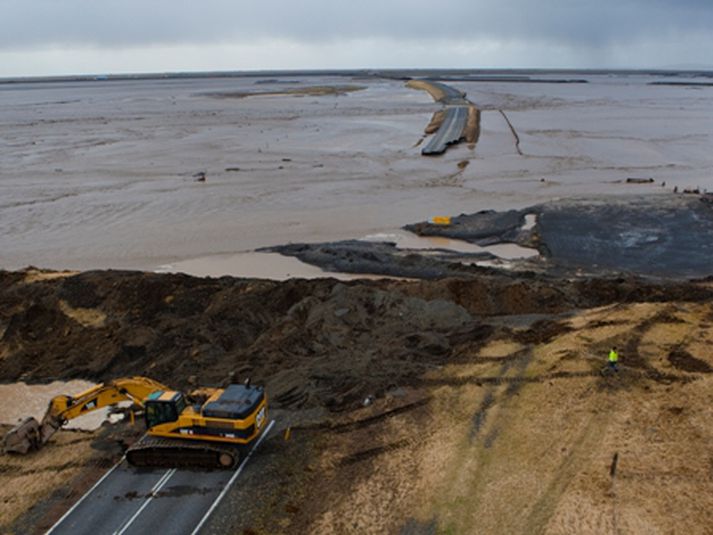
305, 302, 713, 534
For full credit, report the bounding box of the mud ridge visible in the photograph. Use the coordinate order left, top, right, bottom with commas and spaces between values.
499, 109, 522, 155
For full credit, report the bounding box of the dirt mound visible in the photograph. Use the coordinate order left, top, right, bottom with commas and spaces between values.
0, 271, 480, 411
2, 269, 711, 412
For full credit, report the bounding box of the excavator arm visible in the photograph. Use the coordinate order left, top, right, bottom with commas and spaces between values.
3, 376, 169, 454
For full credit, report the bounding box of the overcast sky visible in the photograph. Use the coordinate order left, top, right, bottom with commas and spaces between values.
1, 0, 712, 76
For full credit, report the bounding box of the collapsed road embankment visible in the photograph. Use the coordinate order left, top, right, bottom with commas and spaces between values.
406, 79, 480, 154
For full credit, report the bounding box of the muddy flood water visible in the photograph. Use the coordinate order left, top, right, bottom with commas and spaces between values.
1, 71, 712, 277
0, 380, 114, 430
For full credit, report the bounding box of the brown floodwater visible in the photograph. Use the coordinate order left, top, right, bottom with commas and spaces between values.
158, 252, 399, 280
0, 380, 118, 430
1, 73, 711, 273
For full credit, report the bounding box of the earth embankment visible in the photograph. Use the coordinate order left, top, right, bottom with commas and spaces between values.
1, 269, 711, 409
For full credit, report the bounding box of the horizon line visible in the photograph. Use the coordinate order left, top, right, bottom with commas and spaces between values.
2, 66, 713, 84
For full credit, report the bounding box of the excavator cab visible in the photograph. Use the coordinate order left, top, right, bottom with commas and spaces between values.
144, 391, 186, 429
130, 384, 268, 468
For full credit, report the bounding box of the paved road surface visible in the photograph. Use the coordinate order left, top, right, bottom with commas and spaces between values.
425, 81, 466, 102
47, 421, 275, 535
422, 105, 469, 155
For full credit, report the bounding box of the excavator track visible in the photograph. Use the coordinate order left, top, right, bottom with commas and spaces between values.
126, 436, 242, 469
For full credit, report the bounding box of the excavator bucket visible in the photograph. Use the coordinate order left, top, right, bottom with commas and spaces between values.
3, 417, 43, 454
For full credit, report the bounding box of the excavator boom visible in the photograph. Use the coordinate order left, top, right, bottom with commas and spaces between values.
3, 375, 269, 470
3, 376, 169, 454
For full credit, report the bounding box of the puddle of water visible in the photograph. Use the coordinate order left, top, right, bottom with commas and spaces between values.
159, 252, 398, 280
361, 231, 484, 253
486, 243, 538, 260
0, 380, 124, 430
158, 229, 539, 281
362, 230, 538, 259
472, 259, 508, 269
522, 214, 537, 231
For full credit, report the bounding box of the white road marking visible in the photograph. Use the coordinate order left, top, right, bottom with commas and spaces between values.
45, 455, 126, 535
112, 468, 176, 535
190, 419, 276, 535
45, 422, 275, 535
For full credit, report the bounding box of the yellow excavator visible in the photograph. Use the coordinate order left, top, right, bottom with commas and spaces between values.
2, 376, 268, 469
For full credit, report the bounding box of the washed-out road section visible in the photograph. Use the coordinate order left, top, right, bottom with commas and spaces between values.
47, 420, 275, 535
421, 105, 469, 155
419, 80, 470, 155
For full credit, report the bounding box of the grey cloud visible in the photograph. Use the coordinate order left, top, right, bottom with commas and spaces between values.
1, 0, 712, 50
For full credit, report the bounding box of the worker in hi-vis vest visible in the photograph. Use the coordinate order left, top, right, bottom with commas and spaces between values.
608, 347, 619, 372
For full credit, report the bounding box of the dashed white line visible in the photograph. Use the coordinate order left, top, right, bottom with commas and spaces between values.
113, 468, 176, 535
46, 422, 275, 535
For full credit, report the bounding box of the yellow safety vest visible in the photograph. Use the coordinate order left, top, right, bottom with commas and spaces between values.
609, 350, 619, 362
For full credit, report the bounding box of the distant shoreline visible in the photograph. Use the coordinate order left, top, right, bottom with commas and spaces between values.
2, 67, 712, 85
